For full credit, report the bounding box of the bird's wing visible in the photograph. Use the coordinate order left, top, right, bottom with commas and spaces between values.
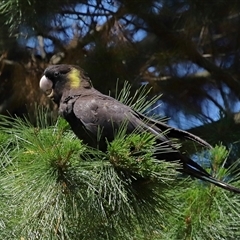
72, 94, 138, 140
71, 92, 210, 149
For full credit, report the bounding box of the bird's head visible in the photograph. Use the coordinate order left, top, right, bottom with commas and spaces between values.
39, 64, 91, 105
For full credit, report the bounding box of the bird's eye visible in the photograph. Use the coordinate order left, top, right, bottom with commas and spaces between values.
54, 72, 60, 77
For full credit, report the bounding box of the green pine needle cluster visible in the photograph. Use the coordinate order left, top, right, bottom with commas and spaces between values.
0, 114, 176, 239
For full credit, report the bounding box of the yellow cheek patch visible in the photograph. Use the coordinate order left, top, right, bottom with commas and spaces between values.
68, 68, 81, 88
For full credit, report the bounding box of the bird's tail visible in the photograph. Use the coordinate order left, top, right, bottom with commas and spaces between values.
180, 159, 240, 193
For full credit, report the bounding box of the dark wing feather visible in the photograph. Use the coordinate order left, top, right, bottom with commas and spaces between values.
71, 93, 137, 149
72, 93, 171, 146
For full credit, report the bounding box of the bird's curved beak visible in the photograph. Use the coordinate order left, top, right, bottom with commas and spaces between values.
39, 75, 54, 98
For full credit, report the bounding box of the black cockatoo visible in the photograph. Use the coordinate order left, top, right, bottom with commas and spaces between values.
39, 64, 240, 193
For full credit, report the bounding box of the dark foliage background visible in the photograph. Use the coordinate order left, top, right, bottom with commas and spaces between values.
2, 1, 240, 238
